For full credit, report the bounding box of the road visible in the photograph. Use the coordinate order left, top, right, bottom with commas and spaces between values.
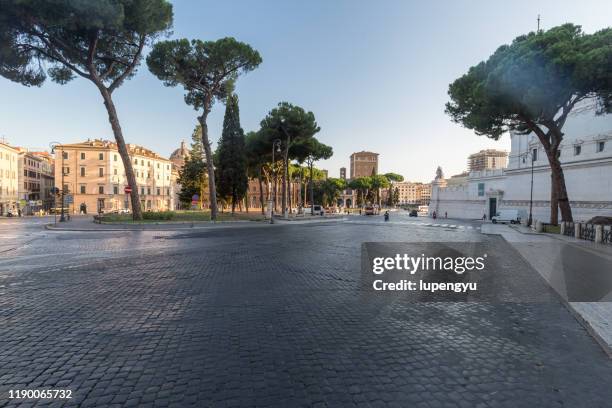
1, 213, 611, 407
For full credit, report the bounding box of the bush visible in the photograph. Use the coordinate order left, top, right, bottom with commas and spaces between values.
142, 211, 175, 221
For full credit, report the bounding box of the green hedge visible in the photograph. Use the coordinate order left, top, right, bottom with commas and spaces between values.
142, 211, 175, 220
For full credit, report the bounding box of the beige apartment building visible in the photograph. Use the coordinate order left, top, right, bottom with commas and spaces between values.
350, 151, 378, 178
0, 141, 19, 216
15, 148, 55, 213
31, 151, 55, 209
391, 181, 432, 206
54, 139, 177, 214
467, 149, 508, 172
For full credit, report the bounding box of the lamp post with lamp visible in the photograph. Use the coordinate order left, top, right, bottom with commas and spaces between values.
522, 149, 536, 227
50, 142, 66, 222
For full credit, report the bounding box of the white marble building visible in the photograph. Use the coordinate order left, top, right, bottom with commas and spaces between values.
430, 107, 612, 223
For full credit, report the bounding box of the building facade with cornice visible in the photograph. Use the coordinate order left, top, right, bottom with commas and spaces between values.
54, 139, 177, 214
430, 107, 612, 222
0, 141, 19, 216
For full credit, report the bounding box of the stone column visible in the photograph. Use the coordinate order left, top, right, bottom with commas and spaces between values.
575, 223, 581, 239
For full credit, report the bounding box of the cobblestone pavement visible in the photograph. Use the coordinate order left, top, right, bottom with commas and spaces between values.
1, 215, 612, 407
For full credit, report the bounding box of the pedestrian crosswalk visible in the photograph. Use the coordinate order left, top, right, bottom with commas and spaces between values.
345, 218, 478, 231
395, 221, 475, 230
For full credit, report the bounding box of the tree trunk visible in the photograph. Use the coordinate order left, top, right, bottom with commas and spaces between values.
548, 152, 572, 223
98, 87, 142, 220
258, 171, 265, 215
287, 172, 292, 216
309, 161, 315, 214
282, 151, 287, 217
303, 174, 307, 208
198, 110, 218, 221
541, 143, 572, 224
273, 170, 278, 212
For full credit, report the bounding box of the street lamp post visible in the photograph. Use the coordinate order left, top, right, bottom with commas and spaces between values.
50, 142, 66, 222
269, 139, 281, 224
522, 150, 535, 227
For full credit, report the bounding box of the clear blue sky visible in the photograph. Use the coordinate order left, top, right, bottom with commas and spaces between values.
1, 0, 610, 182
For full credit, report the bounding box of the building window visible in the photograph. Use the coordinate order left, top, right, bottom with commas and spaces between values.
62, 152, 68, 159
114, 168, 117, 175
99, 168, 104, 177
113, 185, 118, 194
80, 167, 85, 177
157, 188, 161, 196
597, 141, 605, 153
141, 187, 145, 195
98, 186, 104, 194
478, 183, 485, 197
63, 166, 70, 174
99, 153, 104, 160
114, 154, 118, 161
147, 187, 151, 195
80, 185, 86, 194
574, 145, 581, 156
81, 152, 85, 160
532, 148, 538, 162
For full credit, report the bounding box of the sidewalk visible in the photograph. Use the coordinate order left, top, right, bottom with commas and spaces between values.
482, 223, 612, 357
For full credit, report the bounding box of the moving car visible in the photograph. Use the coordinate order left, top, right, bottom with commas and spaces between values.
409, 209, 418, 217
364, 206, 375, 215
491, 209, 524, 224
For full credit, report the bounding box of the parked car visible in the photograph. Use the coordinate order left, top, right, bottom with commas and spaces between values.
409, 210, 418, 217
364, 206, 375, 215
492, 209, 524, 224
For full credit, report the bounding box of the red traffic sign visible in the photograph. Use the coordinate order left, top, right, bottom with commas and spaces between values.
124, 186, 132, 194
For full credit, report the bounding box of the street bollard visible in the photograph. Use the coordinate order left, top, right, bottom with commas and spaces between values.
595, 225, 603, 243
560, 222, 566, 235
575, 223, 581, 239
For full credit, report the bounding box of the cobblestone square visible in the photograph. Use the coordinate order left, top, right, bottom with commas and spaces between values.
1, 216, 612, 407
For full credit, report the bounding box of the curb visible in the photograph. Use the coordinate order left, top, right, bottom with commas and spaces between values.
565, 304, 612, 359
44, 222, 272, 232
273, 217, 348, 225
484, 227, 612, 358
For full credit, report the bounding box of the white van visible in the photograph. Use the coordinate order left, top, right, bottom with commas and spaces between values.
303, 205, 325, 216
492, 209, 524, 224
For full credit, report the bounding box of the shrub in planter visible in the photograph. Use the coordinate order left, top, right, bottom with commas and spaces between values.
143, 211, 175, 221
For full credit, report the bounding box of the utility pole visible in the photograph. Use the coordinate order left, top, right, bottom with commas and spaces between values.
537, 14, 541, 32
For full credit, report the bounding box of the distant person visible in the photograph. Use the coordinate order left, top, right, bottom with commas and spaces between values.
445, 211, 447, 219
482, 213, 487, 221
432, 211, 437, 220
